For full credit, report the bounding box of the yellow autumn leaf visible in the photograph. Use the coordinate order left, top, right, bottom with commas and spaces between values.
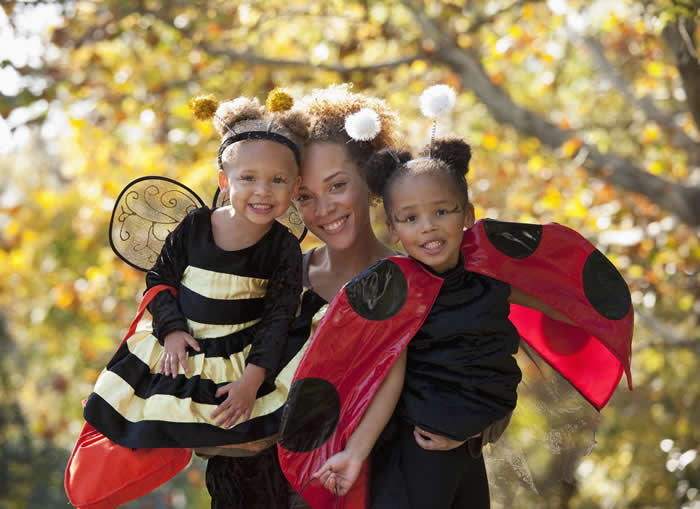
561, 137, 583, 158
649, 161, 664, 175
541, 187, 562, 209
482, 133, 499, 150
528, 155, 544, 173
647, 62, 664, 78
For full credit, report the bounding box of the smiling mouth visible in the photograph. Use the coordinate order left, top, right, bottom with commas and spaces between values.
249, 203, 274, 212
421, 240, 444, 252
320, 215, 348, 233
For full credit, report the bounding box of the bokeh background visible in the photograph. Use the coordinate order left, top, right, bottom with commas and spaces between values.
1, 1, 698, 507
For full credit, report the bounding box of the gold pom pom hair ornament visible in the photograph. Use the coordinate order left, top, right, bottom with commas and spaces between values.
266, 88, 294, 113
190, 90, 303, 168
189, 95, 220, 122
419, 84, 456, 156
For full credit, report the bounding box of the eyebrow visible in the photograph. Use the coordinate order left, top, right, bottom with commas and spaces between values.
395, 199, 452, 212
298, 171, 347, 190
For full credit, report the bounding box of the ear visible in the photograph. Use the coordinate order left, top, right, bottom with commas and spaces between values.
218, 170, 229, 192
292, 175, 302, 195
386, 219, 400, 245
463, 202, 475, 229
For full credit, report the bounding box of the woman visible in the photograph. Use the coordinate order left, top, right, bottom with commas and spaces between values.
205, 84, 406, 509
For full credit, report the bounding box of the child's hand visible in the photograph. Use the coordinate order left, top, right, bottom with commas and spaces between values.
210, 365, 265, 428
160, 330, 200, 378
413, 425, 470, 451
313, 450, 363, 497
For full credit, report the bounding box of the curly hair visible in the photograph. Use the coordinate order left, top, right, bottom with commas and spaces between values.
366, 137, 472, 214
213, 97, 310, 142
300, 84, 401, 172
213, 96, 310, 171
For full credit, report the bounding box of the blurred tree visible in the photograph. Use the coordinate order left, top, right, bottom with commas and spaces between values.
0, 0, 698, 508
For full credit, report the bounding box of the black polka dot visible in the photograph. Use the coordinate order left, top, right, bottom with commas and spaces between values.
483, 220, 542, 259
582, 250, 631, 320
279, 378, 341, 453
345, 259, 408, 321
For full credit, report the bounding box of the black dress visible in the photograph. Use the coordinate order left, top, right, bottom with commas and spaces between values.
84, 207, 303, 449
372, 260, 522, 509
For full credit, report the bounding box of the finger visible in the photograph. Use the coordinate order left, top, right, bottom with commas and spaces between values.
218, 406, 240, 428
185, 336, 201, 352
415, 426, 438, 440
210, 399, 230, 419
170, 355, 179, 378
414, 429, 434, 450
163, 354, 171, 376
215, 386, 228, 398
178, 351, 189, 374
242, 403, 254, 422
225, 408, 243, 429
159, 354, 167, 374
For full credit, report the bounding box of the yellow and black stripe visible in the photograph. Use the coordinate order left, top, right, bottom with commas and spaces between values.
84, 210, 323, 449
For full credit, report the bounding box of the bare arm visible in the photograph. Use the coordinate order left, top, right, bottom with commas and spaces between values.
509, 286, 575, 325
313, 350, 407, 496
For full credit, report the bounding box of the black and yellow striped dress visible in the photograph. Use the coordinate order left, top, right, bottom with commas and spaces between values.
84, 207, 304, 449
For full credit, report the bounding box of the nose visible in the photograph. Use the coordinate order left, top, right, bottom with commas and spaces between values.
420, 216, 437, 233
314, 194, 335, 218
254, 181, 271, 196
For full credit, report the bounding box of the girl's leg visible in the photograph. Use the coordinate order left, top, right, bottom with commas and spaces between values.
205, 447, 289, 509
450, 443, 490, 509
397, 421, 472, 509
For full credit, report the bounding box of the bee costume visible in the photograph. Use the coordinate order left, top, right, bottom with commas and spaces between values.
84, 90, 311, 453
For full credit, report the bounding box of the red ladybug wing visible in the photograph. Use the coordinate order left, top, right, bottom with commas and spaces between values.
462, 220, 633, 410
278, 258, 442, 509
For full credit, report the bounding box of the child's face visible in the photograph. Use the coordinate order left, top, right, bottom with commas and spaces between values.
387, 172, 474, 274
219, 140, 301, 226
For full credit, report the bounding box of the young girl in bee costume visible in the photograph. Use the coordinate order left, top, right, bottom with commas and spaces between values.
84, 90, 309, 461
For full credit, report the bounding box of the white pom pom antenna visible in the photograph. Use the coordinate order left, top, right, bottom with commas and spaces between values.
345, 108, 382, 141
420, 84, 456, 119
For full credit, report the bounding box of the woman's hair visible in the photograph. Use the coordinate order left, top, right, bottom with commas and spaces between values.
366, 137, 472, 214
300, 84, 401, 173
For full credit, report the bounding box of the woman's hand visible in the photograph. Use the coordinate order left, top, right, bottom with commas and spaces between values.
313, 449, 363, 497
210, 364, 266, 428
413, 426, 472, 451
160, 330, 200, 378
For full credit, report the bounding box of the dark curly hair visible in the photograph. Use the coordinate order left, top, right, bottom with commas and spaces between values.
366, 137, 472, 215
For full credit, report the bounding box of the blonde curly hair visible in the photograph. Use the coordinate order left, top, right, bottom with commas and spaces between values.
300, 84, 402, 171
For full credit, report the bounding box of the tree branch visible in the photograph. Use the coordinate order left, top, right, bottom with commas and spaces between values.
633, 308, 699, 352
467, 0, 530, 34
396, 2, 700, 225
199, 43, 422, 73
663, 17, 700, 131
580, 34, 700, 162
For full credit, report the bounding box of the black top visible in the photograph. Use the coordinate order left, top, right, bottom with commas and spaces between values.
398, 261, 522, 441
144, 207, 302, 373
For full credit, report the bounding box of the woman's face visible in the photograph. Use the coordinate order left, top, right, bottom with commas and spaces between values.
295, 142, 372, 251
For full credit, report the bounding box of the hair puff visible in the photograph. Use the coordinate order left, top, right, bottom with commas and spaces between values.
422, 137, 472, 176
300, 84, 402, 168
213, 97, 265, 137
366, 148, 413, 197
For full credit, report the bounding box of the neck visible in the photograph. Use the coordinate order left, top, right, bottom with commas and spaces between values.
325, 230, 392, 281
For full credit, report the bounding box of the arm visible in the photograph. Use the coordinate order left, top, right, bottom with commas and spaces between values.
314, 350, 407, 496
246, 232, 303, 374
146, 212, 192, 342
508, 286, 575, 325
146, 211, 200, 376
